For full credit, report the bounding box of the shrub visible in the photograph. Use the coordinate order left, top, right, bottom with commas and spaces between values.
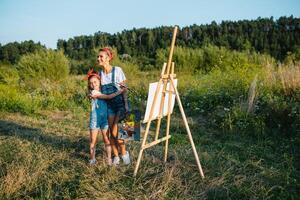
155, 45, 274, 73
0, 63, 19, 85
0, 84, 37, 114
17, 50, 69, 89
220, 105, 265, 135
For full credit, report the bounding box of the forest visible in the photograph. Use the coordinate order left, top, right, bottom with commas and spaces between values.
1, 16, 300, 71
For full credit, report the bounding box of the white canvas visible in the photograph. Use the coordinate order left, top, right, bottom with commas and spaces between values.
143, 79, 177, 123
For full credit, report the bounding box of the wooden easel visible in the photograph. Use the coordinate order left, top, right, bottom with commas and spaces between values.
133, 26, 205, 179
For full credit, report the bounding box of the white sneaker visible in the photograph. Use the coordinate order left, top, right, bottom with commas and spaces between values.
112, 156, 120, 166
121, 151, 131, 165
89, 159, 97, 165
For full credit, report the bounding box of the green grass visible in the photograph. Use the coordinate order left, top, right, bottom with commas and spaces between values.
0, 111, 299, 199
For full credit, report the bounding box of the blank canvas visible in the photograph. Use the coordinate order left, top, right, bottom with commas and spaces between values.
143, 79, 177, 123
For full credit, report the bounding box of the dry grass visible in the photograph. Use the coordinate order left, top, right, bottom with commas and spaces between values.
247, 74, 258, 113
0, 110, 299, 199
264, 62, 300, 94
278, 62, 300, 94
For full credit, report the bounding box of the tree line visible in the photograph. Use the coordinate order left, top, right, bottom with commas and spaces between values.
0, 40, 45, 64
56, 16, 300, 62
0, 16, 299, 67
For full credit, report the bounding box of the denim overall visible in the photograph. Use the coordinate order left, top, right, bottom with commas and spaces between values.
89, 98, 109, 130
100, 67, 125, 117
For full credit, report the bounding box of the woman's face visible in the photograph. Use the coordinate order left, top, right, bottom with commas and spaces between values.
89, 76, 100, 90
97, 51, 110, 66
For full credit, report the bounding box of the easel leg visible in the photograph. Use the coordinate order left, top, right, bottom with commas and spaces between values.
134, 147, 145, 176
170, 78, 205, 179
155, 80, 167, 141
164, 109, 171, 162
164, 63, 176, 162
134, 116, 153, 176
154, 63, 167, 141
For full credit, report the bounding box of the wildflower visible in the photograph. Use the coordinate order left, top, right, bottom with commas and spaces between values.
224, 107, 230, 112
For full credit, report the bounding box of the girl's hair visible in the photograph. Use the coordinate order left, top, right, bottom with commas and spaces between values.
85, 68, 101, 90
99, 47, 113, 61
88, 74, 100, 81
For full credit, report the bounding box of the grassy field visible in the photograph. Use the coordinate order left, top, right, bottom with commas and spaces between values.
0, 47, 299, 199
0, 109, 299, 199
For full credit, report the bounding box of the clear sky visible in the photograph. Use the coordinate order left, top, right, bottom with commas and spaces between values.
0, 0, 299, 49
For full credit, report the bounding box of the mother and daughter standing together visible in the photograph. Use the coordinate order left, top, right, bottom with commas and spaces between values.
87, 47, 130, 166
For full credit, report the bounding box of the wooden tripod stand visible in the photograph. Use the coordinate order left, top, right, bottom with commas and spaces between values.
133, 26, 205, 179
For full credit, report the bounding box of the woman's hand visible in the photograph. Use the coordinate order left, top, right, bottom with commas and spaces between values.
120, 87, 127, 93
114, 88, 127, 96
119, 83, 129, 113
119, 82, 127, 88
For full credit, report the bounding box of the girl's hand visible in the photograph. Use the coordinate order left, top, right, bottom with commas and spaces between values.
90, 94, 97, 99
91, 93, 101, 99
91, 90, 101, 99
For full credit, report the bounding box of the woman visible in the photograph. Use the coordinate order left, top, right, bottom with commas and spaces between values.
94, 47, 130, 165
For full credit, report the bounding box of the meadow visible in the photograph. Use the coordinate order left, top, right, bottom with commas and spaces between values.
0, 46, 299, 199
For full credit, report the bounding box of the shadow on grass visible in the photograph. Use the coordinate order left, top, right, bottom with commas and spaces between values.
0, 120, 89, 199
0, 120, 90, 161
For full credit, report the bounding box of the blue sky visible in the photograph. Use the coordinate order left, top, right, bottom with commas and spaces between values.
0, 0, 299, 49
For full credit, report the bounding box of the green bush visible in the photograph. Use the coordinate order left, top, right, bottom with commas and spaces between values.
0, 75, 89, 114
182, 67, 260, 115
0, 63, 19, 85
156, 45, 274, 73
178, 61, 299, 135
219, 106, 265, 135
255, 93, 300, 135
0, 84, 37, 114
29, 76, 89, 111
17, 50, 69, 88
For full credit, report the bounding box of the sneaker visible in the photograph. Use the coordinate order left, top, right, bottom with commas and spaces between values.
112, 156, 120, 166
89, 159, 97, 165
121, 151, 131, 165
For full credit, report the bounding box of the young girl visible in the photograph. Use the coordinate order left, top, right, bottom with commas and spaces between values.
97, 47, 130, 166
87, 71, 125, 165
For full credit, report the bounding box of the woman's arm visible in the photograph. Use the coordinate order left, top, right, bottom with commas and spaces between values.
119, 82, 129, 112
91, 88, 125, 100
115, 67, 129, 112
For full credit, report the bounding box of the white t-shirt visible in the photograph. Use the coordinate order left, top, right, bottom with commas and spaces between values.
100, 66, 126, 86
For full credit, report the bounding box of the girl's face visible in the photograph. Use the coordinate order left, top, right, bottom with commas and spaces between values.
97, 51, 110, 66
89, 76, 100, 90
